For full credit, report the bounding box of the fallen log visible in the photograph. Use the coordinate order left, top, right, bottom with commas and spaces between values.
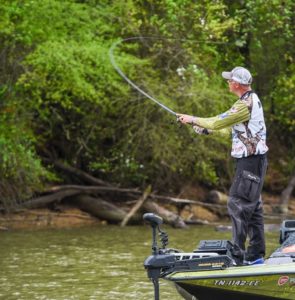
40, 185, 228, 212
17, 184, 228, 218
72, 195, 141, 224
22, 190, 81, 209
73, 194, 185, 227
45, 184, 140, 195
15, 185, 138, 211
121, 186, 151, 227
149, 194, 226, 209
206, 190, 228, 205
143, 200, 187, 228
72, 194, 187, 227
10, 181, 230, 227
41, 162, 229, 221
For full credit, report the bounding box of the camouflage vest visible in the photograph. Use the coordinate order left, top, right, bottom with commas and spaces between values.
231, 92, 268, 158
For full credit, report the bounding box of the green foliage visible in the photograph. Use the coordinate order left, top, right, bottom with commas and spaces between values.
0, 106, 53, 207
272, 65, 295, 132
247, 0, 294, 183
0, 0, 294, 204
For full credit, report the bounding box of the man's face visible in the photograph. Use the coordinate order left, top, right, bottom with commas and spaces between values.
227, 80, 239, 93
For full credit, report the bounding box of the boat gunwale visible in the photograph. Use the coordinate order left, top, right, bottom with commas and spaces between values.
165, 263, 295, 281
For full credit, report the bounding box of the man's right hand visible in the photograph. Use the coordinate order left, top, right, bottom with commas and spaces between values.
176, 114, 196, 124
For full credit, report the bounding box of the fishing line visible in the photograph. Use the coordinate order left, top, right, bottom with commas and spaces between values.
109, 37, 177, 116
109, 36, 225, 116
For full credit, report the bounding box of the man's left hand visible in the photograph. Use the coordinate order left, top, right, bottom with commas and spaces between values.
193, 125, 209, 135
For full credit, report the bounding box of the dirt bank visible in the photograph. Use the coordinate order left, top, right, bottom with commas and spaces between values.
0, 206, 102, 231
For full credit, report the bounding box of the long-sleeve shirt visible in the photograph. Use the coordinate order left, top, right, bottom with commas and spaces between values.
195, 91, 269, 158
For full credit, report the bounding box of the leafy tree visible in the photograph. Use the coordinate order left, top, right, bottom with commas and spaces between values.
1, 0, 294, 206
225, 0, 295, 190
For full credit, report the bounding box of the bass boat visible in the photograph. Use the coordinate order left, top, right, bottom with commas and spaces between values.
143, 213, 295, 300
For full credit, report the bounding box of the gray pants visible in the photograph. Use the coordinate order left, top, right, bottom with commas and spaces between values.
228, 154, 268, 263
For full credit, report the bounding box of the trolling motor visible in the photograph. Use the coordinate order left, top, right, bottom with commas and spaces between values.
143, 213, 235, 299
143, 213, 175, 300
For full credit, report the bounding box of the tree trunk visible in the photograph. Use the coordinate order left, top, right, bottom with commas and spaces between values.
48, 160, 112, 186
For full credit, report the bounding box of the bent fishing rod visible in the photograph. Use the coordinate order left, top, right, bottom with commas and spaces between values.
109, 37, 177, 116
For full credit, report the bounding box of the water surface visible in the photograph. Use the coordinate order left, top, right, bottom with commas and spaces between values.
0, 224, 278, 299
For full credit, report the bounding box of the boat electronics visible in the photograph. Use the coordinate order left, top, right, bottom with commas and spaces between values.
195, 239, 233, 255
279, 220, 295, 244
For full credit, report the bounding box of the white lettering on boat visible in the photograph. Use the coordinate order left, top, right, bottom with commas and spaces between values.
214, 279, 260, 286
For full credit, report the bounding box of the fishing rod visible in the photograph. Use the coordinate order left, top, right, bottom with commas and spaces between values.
109, 37, 177, 116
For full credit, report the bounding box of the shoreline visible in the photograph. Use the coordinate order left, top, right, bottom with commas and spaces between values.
0, 207, 103, 231
0, 206, 291, 232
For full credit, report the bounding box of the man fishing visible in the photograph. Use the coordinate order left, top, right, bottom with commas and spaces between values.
177, 66, 268, 266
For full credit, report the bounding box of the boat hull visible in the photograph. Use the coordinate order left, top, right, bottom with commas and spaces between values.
166, 263, 295, 300
175, 282, 285, 300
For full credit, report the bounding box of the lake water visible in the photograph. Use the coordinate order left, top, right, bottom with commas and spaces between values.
0, 224, 278, 300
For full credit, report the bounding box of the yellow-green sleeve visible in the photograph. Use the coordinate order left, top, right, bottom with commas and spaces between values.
195, 100, 250, 130
211, 127, 232, 138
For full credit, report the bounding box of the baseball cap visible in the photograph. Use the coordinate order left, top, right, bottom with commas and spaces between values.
222, 67, 252, 85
